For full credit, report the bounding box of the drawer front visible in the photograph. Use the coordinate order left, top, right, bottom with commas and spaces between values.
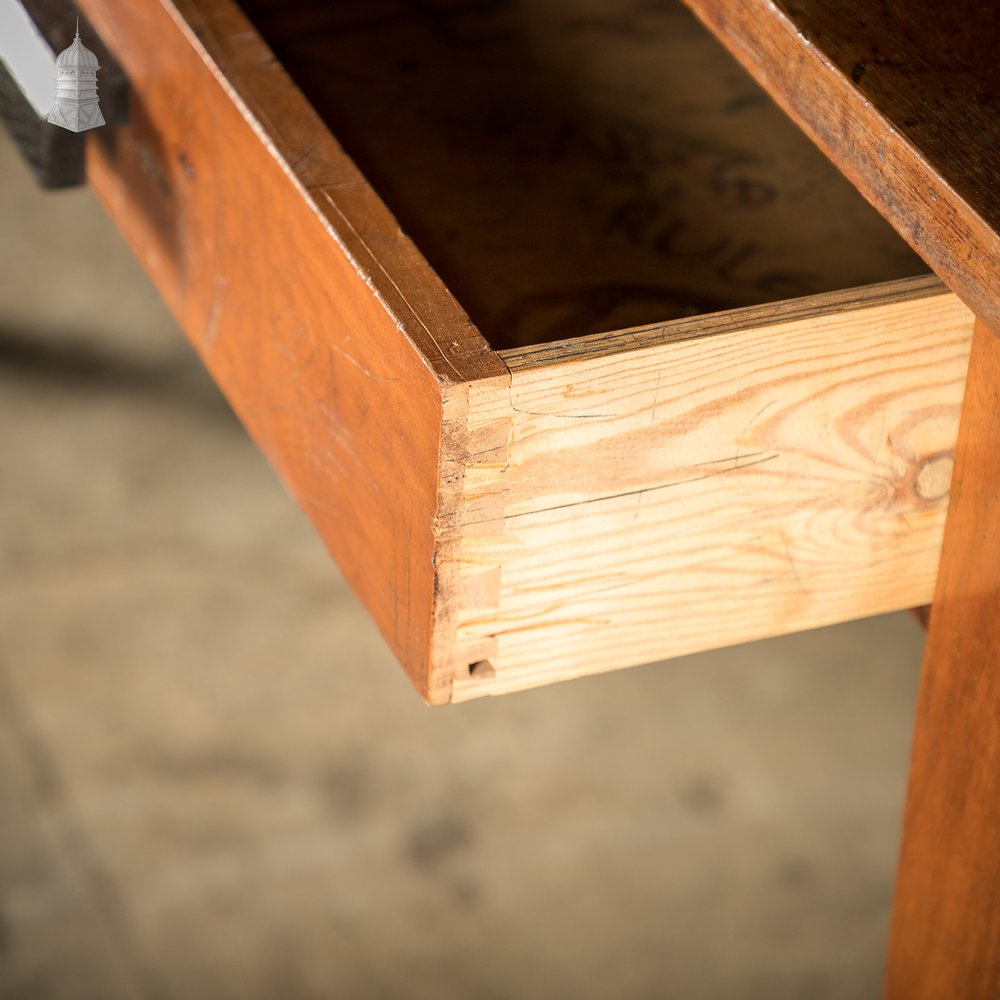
74, 0, 501, 703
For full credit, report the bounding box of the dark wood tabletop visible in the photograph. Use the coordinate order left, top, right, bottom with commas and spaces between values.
682, 0, 1000, 334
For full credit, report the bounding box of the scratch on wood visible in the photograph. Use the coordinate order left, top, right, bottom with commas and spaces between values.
692, 451, 770, 468
202, 277, 228, 354
328, 342, 401, 382
509, 403, 606, 420
290, 145, 316, 172
778, 522, 805, 592
735, 399, 780, 469
463, 452, 780, 526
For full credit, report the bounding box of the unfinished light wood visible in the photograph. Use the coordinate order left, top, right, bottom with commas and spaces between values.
239, 0, 925, 348
680, 0, 1000, 336
886, 318, 1000, 997
78, 0, 503, 704
445, 277, 972, 700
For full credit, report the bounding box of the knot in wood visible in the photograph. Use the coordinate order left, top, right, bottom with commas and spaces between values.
914, 452, 954, 501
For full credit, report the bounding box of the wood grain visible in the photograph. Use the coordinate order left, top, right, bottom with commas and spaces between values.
680, 0, 1000, 336
441, 278, 972, 700
61, 0, 980, 707
238, 0, 925, 348
886, 317, 1000, 998
76, 0, 502, 703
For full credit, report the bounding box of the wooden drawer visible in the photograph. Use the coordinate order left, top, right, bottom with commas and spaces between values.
68, 0, 972, 703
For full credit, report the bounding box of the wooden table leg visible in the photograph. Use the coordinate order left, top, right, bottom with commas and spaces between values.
886, 317, 1000, 997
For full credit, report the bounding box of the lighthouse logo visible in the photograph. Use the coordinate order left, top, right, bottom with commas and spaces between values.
48, 19, 105, 133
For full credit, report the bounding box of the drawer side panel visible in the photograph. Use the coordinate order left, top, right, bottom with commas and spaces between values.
450, 279, 973, 699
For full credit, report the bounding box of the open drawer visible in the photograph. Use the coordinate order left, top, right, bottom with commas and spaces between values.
69, 0, 972, 703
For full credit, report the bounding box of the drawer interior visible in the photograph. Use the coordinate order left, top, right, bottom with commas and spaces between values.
240, 0, 928, 351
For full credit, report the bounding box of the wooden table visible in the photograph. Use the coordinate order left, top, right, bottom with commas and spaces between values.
682, 2, 1000, 994
3, 0, 997, 990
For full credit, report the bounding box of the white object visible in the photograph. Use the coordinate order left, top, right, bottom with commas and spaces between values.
47, 18, 104, 132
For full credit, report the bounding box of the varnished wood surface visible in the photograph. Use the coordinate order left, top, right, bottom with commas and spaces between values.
239, 0, 925, 349
77, 0, 501, 703
681, 0, 1000, 336
886, 318, 1000, 997
443, 278, 972, 699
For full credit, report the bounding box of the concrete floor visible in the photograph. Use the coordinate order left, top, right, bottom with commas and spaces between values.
0, 126, 926, 999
